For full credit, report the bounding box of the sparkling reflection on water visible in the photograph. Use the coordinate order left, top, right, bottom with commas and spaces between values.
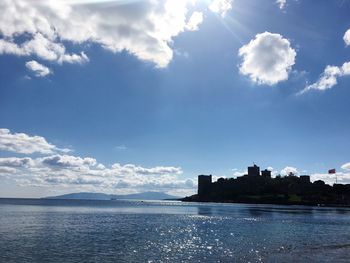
0, 199, 350, 262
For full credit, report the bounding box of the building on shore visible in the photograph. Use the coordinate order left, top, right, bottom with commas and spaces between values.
248, 164, 260, 176
190, 164, 350, 206
261, 169, 272, 178
198, 175, 212, 197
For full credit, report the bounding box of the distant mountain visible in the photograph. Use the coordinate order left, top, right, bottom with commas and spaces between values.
112, 191, 180, 200
44, 191, 180, 200
45, 192, 112, 200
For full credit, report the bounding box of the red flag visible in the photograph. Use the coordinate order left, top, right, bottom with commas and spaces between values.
328, 168, 336, 174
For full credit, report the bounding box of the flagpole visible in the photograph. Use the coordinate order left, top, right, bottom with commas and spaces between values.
329, 168, 337, 185
335, 173, 338, 184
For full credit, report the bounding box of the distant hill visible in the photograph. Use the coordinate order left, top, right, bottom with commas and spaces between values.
45, 192, 112, 200
112, 191, 179, 200
44, 191, 180, 200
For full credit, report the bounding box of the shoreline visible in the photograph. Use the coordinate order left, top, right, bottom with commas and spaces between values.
180, 198, 350, 208
1, 197, 350, 208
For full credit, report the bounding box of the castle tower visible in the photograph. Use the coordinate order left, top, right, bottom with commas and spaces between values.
261, 169, 271, 177
248, 164, 260, 176
198, 175, 212, 197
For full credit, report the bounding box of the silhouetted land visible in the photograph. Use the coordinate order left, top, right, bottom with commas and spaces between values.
182, 165, 350, 207
45, 191, 179, 201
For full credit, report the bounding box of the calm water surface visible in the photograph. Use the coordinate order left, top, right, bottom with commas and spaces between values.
0, 198, 350, 262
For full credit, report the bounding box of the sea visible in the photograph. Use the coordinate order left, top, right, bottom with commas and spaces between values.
0, 199, 350, 263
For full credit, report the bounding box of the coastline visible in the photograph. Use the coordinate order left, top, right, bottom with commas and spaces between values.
180, 196, 350, 208
190, 165, 350, 209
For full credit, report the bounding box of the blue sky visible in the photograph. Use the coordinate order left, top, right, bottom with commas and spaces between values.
1, 0, 350, 197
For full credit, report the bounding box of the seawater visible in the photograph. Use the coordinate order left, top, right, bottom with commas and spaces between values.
0, 199, 350, 262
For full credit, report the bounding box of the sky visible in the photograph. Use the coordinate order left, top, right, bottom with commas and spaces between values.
1, 0, 350, 198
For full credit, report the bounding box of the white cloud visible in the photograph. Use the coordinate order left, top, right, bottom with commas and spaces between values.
0, 128, 70, 154
115, 145, 127, 150
111, 163, 182, 176
0, 167, 17, 174
0, 0, 202, 68
186, 11, 203, 31
0, 39, 28, 56
22, 33, 88, 64
300, 61, 350, 93
276, 0, 287, 9
0, 154, 193, 195
344, 29, 350, 46
209, 0, 233, 17
310, 172, 350, 185
40, 155, 97, 168
0, 157, 34, 168
300, 28, 350, 94
233, 170, 246, 177
25, 60, 51, 77
238, 32, 296, 85
0, 128, 194, 195
341, 162, 350, 171
0, 34, 89, 65
280, 166, 298, 176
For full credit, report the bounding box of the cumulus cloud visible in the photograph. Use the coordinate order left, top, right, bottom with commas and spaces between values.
238, 32, 296, 85
186, 11, 203, 31
0, 154, 193, 194
0, 128, 195, 195
280, 166, 298, 176
0, 33, 89, 64
40, 155, 97, 168
209, 0, 233, 17
0, 34, 89, 65
25, 60, 51, 77
311, 172, 350, 185
0, 157, 34, 168
344, 29, 350, 46
0, 0, 203, 68
276, 0, 287, 9
111, 163, 182, 176
0, 167, 17, 174
0, 128, 70, 154
300, 62, 350, 93
233, 171, 245, 177
341, 162, 350, 171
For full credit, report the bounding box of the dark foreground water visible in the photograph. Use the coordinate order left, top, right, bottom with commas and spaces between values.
0, 199, 350, 263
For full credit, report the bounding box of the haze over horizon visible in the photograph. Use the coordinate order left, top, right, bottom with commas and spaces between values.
1, 0, 350, 198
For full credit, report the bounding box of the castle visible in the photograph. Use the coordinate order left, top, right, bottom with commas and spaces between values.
183, 164, 350, 206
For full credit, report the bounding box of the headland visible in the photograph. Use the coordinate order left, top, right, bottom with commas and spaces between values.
182, 164, 350, 207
